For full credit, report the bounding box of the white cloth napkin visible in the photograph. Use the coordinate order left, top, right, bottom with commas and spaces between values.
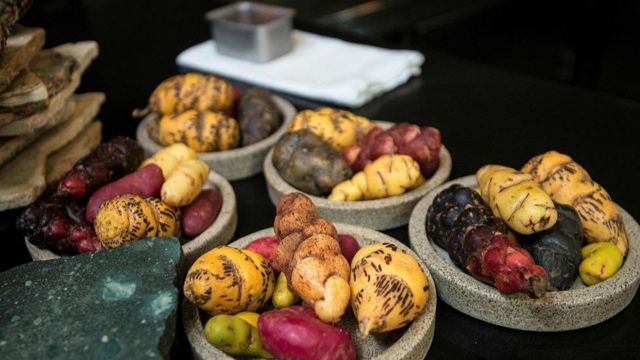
176, 30, 425, 107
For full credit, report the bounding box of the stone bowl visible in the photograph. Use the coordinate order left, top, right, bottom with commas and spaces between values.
136, 95, 296, 181
182, 223, 437, 360
408, 175, 640, 331
25, 170, 238, 265
263, 121, 452, 230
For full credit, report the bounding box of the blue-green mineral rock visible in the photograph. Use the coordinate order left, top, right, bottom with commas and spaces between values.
0, 237, 183, 359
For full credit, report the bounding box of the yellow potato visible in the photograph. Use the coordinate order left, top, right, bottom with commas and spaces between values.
329, 155, 424, 201
476, 164, 557, 234
161, 158, 209, 207
140, 143, 197, 178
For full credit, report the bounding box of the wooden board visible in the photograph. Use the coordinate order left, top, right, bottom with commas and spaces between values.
0, 41, 98, 135
0, 92, 105, 211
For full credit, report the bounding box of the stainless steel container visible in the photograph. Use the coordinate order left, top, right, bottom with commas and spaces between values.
205, 2, 295, 63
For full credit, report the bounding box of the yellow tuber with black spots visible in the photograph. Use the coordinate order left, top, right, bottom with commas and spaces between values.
94, 195, 179, 248
522, 150, 628, 255
288, 107, 374, 150
476, 165, 557, 234
161, 158, 209, 207
579, 242, 624, 286
183, 246, 275, 315
350, 243, 429, 336
155, 110, 240, 152
329, 154, 425, 201
133, 73, 234, 117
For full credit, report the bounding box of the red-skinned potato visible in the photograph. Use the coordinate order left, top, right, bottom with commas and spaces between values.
258, 305, 356, 360
85, 164, 164, 223
337, 234, 360, 264
181, 188, 223, 237
244, 236, 280, 274
344, 123, 442, 178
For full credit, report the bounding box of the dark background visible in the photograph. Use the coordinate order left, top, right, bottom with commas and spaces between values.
2, 0, 640, 359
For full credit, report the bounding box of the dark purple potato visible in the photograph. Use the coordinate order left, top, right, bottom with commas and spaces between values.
426, 185, 484, 248
238, 87, 281, 146
272, 131, 352, 195
520, 204, 584, 290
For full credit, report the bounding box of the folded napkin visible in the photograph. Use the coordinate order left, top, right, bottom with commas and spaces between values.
176, 31, 424, 107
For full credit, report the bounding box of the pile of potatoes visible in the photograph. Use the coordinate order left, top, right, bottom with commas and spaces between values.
90, 143, 223, 248
272, 108, 443, 201
475, 151, 628, 289
136, 73, 282, 152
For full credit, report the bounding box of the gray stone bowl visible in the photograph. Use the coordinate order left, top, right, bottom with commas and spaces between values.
408, 175, 640, 331
25, 170, 238, 265
263, 122, 452, 230
136, 95, 296, 181
182, 223, 437, 360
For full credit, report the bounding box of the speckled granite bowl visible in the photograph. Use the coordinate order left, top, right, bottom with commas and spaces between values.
263, 122, 452, 230
25, 170, 238, 265
136, 95, 296, 181
183, 223, 437, 360
408, 175, 640, 331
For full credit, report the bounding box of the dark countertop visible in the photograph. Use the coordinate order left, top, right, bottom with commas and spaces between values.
2, 1, 639, 359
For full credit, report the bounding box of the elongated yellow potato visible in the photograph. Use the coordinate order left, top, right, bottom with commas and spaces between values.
476, 164, 557, 234
161, 158, 209, 207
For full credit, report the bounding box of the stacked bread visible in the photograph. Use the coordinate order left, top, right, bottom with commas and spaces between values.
0, 23, 104, 211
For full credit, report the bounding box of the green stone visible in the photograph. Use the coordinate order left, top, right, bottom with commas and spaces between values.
0, 237, 184, 359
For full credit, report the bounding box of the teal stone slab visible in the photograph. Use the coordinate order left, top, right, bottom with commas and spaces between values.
0, 237, 183, 359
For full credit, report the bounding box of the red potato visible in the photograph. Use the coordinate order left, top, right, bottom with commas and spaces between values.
181, 188, 223, 237
337, 234, 360, 264
344, 123, 442, 178
56, 136, 144, 200
85, 164, 164, 223
258, 306, 356, 360
244, 236, 280, 274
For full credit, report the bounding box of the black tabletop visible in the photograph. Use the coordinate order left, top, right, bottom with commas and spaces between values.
3, 1, 639, 359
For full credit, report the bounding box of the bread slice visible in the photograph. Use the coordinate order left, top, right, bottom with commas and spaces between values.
0, 25, 45, 93
46, 120, 102, 186
0, 40, 98, 134
0, 99, 75, 167
0, 92, 105, 211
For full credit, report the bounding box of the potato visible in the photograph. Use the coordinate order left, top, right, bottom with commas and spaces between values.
288, 108, 373, 150
140, 143, 197, 178
239, 87, 281, 146
476, 165, 557, 234
258, 306, 356, 360
161, 158, 209, 207
244, 236, 280, 274
204, 314, 272, 358
272, 272, 299, 308
272, 131, 352, 195
337, 234, 360, 264
181, 188, 223, 237
85, 164, 164, 223
521, 204, 584, 290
